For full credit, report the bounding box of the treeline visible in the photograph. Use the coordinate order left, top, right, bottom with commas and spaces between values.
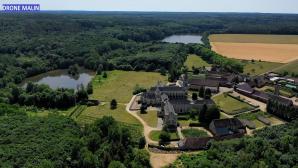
0, 104, 150, 168
1, 12, 298, 106
1, 12, 298, 87
190, 44, 244, 73
267, 98, 298, 121
8, 82, 90, 109
172, 119, 298, 168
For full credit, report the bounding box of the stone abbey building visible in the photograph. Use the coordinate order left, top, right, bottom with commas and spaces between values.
141, 83, 215, 130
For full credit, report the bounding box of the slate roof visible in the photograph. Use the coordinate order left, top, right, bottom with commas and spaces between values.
252, 90, 270, 101
150, 86, 186, 92
236, 83, 254, 94
189, 79, 219, 87
210, 118, 246, 137
269, 94, 293, 106
178, 137, 212, 150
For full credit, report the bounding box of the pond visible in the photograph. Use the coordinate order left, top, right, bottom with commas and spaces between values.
21, 69, 95, 90
162, 35, 203, 44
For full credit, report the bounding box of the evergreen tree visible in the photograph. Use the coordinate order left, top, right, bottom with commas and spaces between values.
97, 64, 103, 75
103, 71, 108, 78
159, 131, 170, 143
110, 99, 117, 109
199, 86, 205, 98
205, 105, 220, 123
199, 104, 207, 123
192, 92, 198, 100
138, 137, 146, 149
77, 84, 88, 101
87, 82, 93, 94
204, 88, 212, 99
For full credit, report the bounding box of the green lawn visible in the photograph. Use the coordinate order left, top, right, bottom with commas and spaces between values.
212, 94, 255, 115
149, 130, 180, 142
181, 128, 209, 138
91, 70, 167, 103
137, 110, 158, 127
184, 54, 210, 70
259, 86, 294, 98
243, 61, 283, 76
26, 106, 77, 118
236, 111, 270, 129
236, 110, 270, 120
274, 59, 298, 75
77, 103, 141, 125
178, 119, 199, 127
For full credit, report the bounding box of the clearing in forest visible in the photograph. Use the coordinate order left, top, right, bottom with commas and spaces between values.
243, 60, 283, 76
91, 70, 167, 103
184, 54, 210, 70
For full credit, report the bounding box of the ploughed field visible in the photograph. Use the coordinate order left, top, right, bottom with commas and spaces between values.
210, 34, 298, 63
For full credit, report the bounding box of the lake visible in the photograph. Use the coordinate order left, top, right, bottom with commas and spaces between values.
162, 35, 203, 44
22, 69, 95, 90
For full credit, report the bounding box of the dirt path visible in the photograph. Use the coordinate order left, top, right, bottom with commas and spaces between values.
126, 95, 160, 144
126, 95, 181, 167
150, 153, 180, 168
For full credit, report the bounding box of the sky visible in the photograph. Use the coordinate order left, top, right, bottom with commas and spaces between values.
1, 0, 298, 13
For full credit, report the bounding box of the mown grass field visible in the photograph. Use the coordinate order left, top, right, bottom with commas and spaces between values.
274, 59, 298, 75
212, 94, 255, 115
184, 54, 210, 70
209, 34, 298, 44
137, 110, 158, 127
181, 129, 209, 138
149, 130, 179, 141
243, 61, 283, 76
91, 70, 167, 103
77, 103, 141, 125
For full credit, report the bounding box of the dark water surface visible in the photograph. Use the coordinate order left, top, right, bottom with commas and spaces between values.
22, 69, 95, 90
162, 35, 203, 44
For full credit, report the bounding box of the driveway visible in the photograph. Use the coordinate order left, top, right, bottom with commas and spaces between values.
126, 95, 161, 144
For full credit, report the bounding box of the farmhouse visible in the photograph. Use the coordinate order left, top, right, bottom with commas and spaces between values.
209, 118, 246, 137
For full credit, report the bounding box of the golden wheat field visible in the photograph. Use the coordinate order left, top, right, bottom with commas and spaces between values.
210, 34, 298, 63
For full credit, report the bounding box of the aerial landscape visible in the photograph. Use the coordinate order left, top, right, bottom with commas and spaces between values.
0, 0, 298, 168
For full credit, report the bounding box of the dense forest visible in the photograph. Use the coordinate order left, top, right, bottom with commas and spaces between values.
172, 119, 298, 168
0, 103, 149, 167
1, 12, 298, 167
1, 12, 298, 107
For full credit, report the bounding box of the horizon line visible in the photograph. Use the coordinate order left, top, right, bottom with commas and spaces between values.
1, 10, 297, 15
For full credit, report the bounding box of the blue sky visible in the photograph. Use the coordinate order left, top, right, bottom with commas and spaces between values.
1, 0, 298, 13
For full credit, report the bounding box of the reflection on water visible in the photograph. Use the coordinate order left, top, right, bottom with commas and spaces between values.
162, 35, 203, 44
22, 69, 95, 90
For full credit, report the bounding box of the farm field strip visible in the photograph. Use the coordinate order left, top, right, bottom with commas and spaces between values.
211, 42, 298, 63
210, 34, 298, 63
209, 34, 298, 44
